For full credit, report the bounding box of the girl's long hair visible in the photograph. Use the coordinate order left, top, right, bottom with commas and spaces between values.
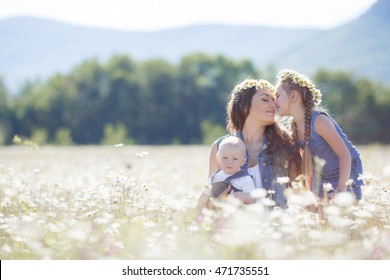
280, 80, 315, 189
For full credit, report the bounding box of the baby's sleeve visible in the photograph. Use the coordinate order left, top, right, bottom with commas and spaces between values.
242, 176, 256, 193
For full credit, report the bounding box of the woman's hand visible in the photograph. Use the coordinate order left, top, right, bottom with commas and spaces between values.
216, 185, 255, 204
232, 190, 255, 204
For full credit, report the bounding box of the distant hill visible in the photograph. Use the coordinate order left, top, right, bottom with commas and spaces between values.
279, 0, 390, 83
0, 17, 321, 93
0, 0, 388, 93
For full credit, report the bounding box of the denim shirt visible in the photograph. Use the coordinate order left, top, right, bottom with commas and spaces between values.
216, 132, 288, 208
302, 111, 363, 199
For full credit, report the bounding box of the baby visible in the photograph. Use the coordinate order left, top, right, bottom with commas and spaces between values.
207, 136, 255, 197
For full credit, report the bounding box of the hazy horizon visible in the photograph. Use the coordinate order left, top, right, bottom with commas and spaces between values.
0, 0, 377, 31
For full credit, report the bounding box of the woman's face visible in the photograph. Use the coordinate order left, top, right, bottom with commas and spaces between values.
274, 85, 290, 116
248, 89, 276, 125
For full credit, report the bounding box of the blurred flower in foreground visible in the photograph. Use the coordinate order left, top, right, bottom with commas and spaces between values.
277, 177, 290, 184
333, 192, 354, 208
136, 152, 149, 158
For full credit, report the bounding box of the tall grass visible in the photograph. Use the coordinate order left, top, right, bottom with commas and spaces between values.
0, 145, 389, 259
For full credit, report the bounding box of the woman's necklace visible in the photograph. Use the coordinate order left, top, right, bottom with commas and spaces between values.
247, 146, 262, 154
242, 128, 265, 155
245, 142, 264, 155
247, 143, 263, 167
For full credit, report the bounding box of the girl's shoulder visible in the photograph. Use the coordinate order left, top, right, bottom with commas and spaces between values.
312, 111, 337, 136
311, 110, 329, 122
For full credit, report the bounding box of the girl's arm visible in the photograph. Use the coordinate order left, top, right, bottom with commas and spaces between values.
314, 114, 351, 192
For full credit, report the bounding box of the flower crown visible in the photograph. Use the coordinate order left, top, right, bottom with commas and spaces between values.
232, 79, 275, 95
277, 69, 322, 105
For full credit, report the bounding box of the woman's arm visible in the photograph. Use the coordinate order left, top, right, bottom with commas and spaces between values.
208, 142, 219, 177
233, 192, 255, 204
195, 142, 220, 217
195, 192, 211, 217
314, 114, 351, 192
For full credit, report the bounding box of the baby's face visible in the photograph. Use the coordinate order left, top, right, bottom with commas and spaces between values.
217, 146, 246, 175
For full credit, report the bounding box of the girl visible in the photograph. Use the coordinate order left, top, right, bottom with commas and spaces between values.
274, 69, 363, 200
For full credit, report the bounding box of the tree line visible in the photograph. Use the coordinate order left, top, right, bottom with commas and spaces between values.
0, 53, 389, 145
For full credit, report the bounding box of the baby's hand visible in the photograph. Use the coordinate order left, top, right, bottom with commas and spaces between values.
217, 185, 231, 199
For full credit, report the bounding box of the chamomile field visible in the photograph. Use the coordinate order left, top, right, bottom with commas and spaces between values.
0, 144, 389, 259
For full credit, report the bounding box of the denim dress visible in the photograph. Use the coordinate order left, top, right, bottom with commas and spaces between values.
304, 111, 363, 199
216, 132, 288, 208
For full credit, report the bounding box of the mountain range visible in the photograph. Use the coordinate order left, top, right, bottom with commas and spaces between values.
0, 0, 389, 93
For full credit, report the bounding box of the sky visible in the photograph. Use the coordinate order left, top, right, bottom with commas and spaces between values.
0, 0, 378, 31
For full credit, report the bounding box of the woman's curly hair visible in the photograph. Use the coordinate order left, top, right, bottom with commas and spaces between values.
227, 85, 301, 178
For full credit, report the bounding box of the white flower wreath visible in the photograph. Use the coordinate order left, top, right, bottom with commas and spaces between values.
277, 69, 322, 106
232, 79, 275, 95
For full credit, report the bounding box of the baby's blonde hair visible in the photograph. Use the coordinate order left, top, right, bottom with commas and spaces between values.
218, 136, 246, 157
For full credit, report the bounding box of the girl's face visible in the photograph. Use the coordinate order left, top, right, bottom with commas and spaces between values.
247, 89, 276, 125
217, 146, 246, 175
275, 85, 290, 116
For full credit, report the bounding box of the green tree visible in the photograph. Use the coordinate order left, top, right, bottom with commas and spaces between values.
9, 55, 390, 145
200, 120, 226, 145
103, 55, 142, 142
69, 58, 109, 144
0, 77, 12, 144
314, 69, 388, 144
54, 128, 73, 145
177, 53, 258, 143
136, 59, 180, 144
100, 123, 134, 145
